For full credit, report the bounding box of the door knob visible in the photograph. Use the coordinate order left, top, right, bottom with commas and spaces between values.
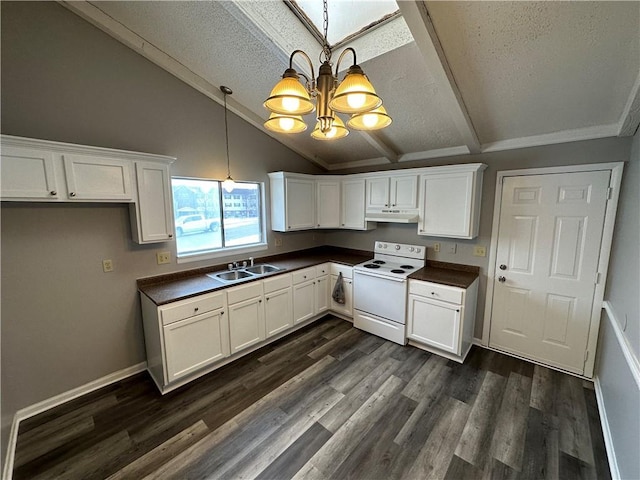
498, 276, 506, 283
499, 264, 507, 270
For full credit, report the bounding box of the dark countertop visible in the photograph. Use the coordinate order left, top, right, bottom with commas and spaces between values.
138, 246, 480, 305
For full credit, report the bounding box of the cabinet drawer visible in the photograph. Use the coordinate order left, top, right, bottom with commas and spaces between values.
227, 281, 263, 305
263, 273, 291, 294
315, 263, 330, 277
409, 280, 463, 304
330, 263, 353, 279
161, 292, 225, 325
292, 267, 315, 285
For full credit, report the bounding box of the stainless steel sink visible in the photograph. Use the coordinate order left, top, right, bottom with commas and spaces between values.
243, 264, 281, 275
209, 270, 255, 282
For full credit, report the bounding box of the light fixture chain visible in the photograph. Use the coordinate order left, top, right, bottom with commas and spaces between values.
223, 91, 231, 178
321, 0, 331, 63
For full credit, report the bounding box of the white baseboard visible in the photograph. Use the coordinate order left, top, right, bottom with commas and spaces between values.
593, 376, 621, 480
2, 361, 146, 480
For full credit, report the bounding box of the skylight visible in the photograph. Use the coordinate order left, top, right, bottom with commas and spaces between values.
286, 0, 400, 48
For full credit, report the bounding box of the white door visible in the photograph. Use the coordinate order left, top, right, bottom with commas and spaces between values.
341, 179, 366, 229
285, 177, 315, 230
228, 296, 265, 353
407, 295, 461, 354
265, 287, 293, 337
365, 177, 390, 209
315, 275, 330, 314
490, 171, 610, 374
390, 175, 418, 209
293, 280, 315, 324
316, 180, 340, 228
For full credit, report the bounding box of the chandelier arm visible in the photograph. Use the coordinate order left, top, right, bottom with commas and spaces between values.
289, 49, 316, 92
335, 47, 357, 76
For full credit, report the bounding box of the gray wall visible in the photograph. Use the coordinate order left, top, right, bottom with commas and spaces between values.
0, 0, 322, 464
327, 137, 633, 338
596, 128, 640, 480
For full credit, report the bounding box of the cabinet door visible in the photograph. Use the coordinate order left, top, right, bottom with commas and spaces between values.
63, 154, 133, 201
265, 287, 293, 337
330, 274, 353, 317
131, 162, 175, 243
285, 177, 315, 230
0, 146, 59, 200
229, 296, 265, 353
163, 309, 230, 382
365, 177, 390, 209
419, 172, 474, 238
315, 275, 330, 314
407, 295, 461, 354
341, 178, 366, 229
316, 180, 340, 228
293, 280, 316, 324
390, 175, 418, 209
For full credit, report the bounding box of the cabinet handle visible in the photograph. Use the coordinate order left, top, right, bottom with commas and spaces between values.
392, 204, 396, 207
259, 299, 262, 303
194, 307, 199, 312
456, 309, 460, 312
317, 224, 320, 227
50, 190, 57, 196
385, 203, 388, 207
168, 234, 173, 238
342, 223, 345, 226
221, 311, 224, 315
69, 192, 76, 197
266, 297, 269, 301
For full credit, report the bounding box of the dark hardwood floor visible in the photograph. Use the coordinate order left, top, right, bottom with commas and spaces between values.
13, 316, 610, 479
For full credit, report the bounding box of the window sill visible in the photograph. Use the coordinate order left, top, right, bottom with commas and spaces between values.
176, 243, 269, 264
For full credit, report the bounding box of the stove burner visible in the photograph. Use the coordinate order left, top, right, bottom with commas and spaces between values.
400, 265, 414, 270
363, 264, 381, 269
373, 260, 386, 264
390, 269, 406, 274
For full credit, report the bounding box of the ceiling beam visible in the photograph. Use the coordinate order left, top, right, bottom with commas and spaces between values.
397, 1, 481, 154
358, 132, 399, 162
618, 73, 640, 136
58, 1, 330, 171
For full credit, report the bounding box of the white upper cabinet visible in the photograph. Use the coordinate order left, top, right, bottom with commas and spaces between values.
63, 154, 133, 201
366, 174, 418, 210
1, 135, 175, 243
341, 178, 375, 230
0, 145, 59, 199
418, 164, 486, 239
316, 177, 340, 228
130, 162, 175, 244
269, 172, 316, 231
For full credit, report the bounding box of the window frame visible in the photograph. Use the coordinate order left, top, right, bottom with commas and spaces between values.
172, 176, 268, 264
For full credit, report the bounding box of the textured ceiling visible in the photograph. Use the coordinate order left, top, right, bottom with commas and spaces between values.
64, 1, 640, 170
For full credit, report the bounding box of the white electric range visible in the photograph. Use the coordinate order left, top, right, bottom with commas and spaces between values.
352, 241, 426, 344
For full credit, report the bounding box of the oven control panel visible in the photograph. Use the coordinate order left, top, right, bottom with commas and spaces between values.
374, 242, 426, 260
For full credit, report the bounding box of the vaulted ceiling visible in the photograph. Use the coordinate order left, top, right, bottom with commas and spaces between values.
62, 1, 640, 171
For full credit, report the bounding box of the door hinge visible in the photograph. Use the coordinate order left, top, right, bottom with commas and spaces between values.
595, 272, 602, 285
606, 187, 613, 200
584, 350, 589, 364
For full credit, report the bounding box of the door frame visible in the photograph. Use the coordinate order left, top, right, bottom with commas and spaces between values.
482, 162, 625, 377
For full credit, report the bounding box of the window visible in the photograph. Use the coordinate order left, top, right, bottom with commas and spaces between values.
172, 177, 266, 261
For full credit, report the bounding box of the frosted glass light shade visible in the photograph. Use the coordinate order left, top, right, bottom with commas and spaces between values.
222, 176, 235, 193
329, 67, 382, 114
311, 116, 349, 141
264, 113, 307, 134
264, 76, 314, 115
347, 106, 392, 131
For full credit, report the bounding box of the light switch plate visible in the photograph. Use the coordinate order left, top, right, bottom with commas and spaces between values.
102, 259, 113, 272
275, 237, 283, 247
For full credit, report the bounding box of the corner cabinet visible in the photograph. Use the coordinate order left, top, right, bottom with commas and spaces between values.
1, 135, 175, 244
418, 164, 486, 239
269, 172, 316, 231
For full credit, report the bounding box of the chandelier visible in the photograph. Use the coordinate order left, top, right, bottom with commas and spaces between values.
263, 0, 392, 140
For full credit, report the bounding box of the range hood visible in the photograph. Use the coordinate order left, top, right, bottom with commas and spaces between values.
365, 210, 419, 223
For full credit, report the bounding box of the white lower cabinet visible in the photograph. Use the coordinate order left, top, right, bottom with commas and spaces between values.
293, 268, 317, 324
264, 274, 293, 337
141, 291, 230, 391
227, 282, 265, 354
330, 264, 353, 318
407, 279, 478, 362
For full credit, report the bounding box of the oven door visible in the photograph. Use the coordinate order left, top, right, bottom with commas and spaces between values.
353, 269, 407, 324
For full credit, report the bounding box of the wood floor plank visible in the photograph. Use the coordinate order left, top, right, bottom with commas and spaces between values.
405, 397, 471, 480
327, 342, 396, 393
30, 430, 132, 480
490, 371, 533, 471
306, 375, 405, 477
559, 451, 597, 480
583, 383, 612, 480
530, 364, 558, 412
255, 422, 332, 480
402, 354, 449, 401
558, 374, 595, 465
392, 347, 430, 383
319, 356, 401, 432
455, 371, 507, 469
520, 407, 560, 480
106, 420, 209, 480
307, 327, 364, 359
444, 455, 483, 480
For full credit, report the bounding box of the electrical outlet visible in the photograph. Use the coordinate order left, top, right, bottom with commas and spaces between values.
275, 237, 283, 247
433, 242, 440, 253
446, 243, 457, 254
473, 245, 487, 257
102, 259, 114, 273
157, 252, 171, 265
